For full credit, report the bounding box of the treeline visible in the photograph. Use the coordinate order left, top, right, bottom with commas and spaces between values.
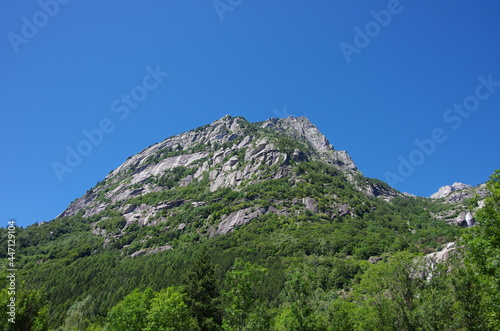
2, 241, 498, 330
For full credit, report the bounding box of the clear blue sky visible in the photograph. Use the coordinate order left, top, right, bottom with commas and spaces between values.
1, 1, 499, 227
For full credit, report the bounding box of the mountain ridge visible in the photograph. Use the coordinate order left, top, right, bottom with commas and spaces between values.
58, 115, 364, 220
55, 115, 489, 238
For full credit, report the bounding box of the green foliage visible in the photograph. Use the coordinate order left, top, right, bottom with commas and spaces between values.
106, 288, 154, 331
274, 135, 309, 161
352, 251, 424, 330
6, 159, 489, 329
184, 247, 223, 330
0, 281, 48, 331
466, 170, 500, 277
145, 287, 198, 331
97, 216, 126, 234
222, 259, 268, 330
448, 263, 489, 330
462, 169, 500, 328
61, 295, 95, 331
276, 267, 319, 330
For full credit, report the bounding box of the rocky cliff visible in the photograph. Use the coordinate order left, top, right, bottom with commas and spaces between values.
58, 116, 374, 235
430, 182, 472, 199
430, 182, 489, 227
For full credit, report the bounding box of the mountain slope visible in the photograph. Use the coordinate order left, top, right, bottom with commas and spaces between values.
58, 116, 386, 235
2, 115, 474, 329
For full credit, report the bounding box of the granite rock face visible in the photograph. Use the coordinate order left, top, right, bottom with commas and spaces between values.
215, 206, 289, 235
430, 182, 472, 199
50, 113, 489, 262
54, 114, 411, 251
59, 115, 363, 221
429, 183, 488, 228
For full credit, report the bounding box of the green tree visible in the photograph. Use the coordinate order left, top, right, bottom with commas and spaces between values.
416, 259, 455, 330
325, 298, 354, 331
184, 247, 223, 330
463, 169, 500, 328
0, 283, 48, 331
145, 287, 198, 331
61, 295, 96, 331
466, 169, 500, 279
274, 267, 319, 331
353, 252, 423, 331
273, 305, 300, 331
449, 264, 488, 330
106, 288, 155, 331
222, 258, 267, 330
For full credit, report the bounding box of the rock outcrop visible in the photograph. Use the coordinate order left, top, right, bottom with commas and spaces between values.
450, 211, 475, 228
444, 183, 488, 204
59, 115, 363, 221
215, 206, 289, 235
430, 182, 472, 199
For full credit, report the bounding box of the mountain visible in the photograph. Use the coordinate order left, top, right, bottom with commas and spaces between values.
58, 115, 395, 236
3, 115, 493, 330
430, 182, 473, 199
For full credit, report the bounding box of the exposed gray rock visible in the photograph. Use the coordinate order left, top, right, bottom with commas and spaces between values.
216, 207, 254, 235
360, 181, 398, 201
209, 138, 287, 191
454, 212, 467, 227
128, 152, 209, 185
58, 115, 362, 225
425, 242, 456, 264
431, 182, 472, 199
303, 197, 318, 213
326, 150, 359, 172
418, 242, 458, 280
191, 201, 206, 207
369, 256, 383, 264
81, 203, 108, 218
260, 117, 359, 172
292, 148, 307, 162
156, 200, 185, 210
120, 201, 185, 227
216, 206, 289, 235
442, 211, 475, 228
432, 182, 488, 227
331, 203, 352, 219
130, 245, 172, 258
178, 174, 194, 187
444, 183, 488, 204
122, 204, 137, 214
262, 117, 332, 152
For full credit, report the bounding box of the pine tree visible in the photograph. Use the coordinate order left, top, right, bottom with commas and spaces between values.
183, 247, 222, 330
222, 258, 267, 330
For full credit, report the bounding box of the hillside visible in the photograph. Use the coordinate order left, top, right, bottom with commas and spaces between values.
1, 115, 497, 330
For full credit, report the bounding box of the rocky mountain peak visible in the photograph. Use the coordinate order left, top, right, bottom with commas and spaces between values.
430, 182, 472, 199
261, 116, 334, 152
210, 114, 244, 129
58, 115, 365, 225
260, 116, 358, 172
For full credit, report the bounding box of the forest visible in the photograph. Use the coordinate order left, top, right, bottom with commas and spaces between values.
0, 169, 498, 330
